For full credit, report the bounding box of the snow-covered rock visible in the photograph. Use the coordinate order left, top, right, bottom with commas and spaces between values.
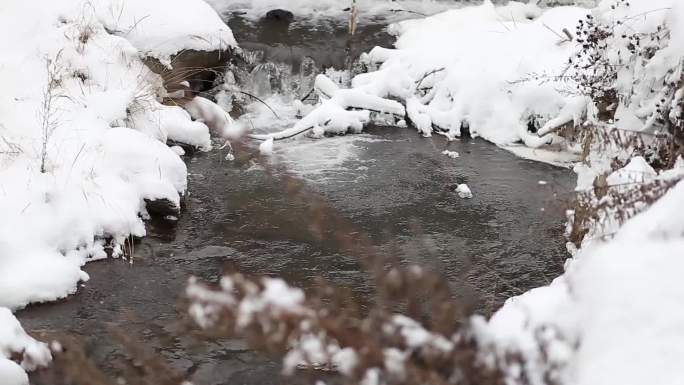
456, 184, 473, 199
441, 150, 460, 159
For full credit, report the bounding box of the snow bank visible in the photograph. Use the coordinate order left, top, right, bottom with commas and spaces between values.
0, 309, 52, 385
0, 0, 233, 378
476, 181, 684, 385
92, 0, 236, 65
261, 1, 590, 147
364, 1, 587, 145
471, 2, 684, 384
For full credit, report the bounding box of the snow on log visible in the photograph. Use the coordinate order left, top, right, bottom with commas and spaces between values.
249, 74, 406, 141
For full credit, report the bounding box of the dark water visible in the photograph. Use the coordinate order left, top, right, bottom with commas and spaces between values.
19, 16, 574, 385
226, 15, 392, 70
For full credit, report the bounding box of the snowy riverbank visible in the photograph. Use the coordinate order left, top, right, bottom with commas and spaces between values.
471, 1, 684, 383
0, 0, 235, 382
247, 1, 590, 153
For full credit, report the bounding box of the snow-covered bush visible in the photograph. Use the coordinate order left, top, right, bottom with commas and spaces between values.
558, 0, 684, 160
552, 0, 684, 245
186, 268, 503, 385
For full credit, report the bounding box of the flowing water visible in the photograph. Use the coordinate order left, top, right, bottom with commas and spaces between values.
20, 12, 574, 385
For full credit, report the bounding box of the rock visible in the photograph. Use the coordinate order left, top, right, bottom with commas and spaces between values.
145, 198, 181, 217
167, 139, 197, 156
265, 9, 294, 23
460, 121, 471, 137
144, 48, 232, 97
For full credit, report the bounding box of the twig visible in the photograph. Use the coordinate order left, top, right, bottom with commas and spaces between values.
415, 67, 445, 89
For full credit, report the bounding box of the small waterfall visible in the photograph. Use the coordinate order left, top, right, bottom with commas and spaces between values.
209, 14, 396, 123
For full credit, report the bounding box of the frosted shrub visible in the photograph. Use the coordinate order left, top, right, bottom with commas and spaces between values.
186, 267, 504, 385
567, 0, 684, 166
559, 0, 684, 245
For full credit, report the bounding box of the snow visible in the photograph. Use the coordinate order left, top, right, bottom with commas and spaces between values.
500, 144, 581, 168
441, 150, 460, 159
0, 360, 28, 385
249, 74, 404, 141
390, 315, 453, 352
130, 104, 212, 151
456, 184, 473, 199
260, 1, 591, 151
184, 96, 242, 139
92, 0, 236, 65
259, 137, 274, 155
0, 308, 52, 385
606, 156, 657, 186
476, 193, 684, 385
470, 2, 684, 384
371, 2, 588, 145
0, 0, 233, 379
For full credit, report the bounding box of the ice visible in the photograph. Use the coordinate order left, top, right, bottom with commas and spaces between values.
441, 150, 460, 159
259, 137, 275, 155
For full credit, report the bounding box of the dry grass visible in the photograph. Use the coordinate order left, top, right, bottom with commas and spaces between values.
38, 52, 66, 174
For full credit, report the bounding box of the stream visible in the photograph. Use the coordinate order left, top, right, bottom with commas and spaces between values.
20, 10, 575, 385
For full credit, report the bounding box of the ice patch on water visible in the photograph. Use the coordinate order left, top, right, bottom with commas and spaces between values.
273, 135, 385, 184
238, 95, 386, 183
